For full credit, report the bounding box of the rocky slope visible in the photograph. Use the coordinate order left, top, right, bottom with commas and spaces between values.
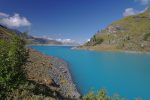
24, 48, 80, 99
82, 7, 150, 52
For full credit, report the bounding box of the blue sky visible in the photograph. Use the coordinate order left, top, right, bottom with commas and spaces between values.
0, 0, 150, 43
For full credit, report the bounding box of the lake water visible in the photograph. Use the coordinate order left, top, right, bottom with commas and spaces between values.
30, 46, 150, 100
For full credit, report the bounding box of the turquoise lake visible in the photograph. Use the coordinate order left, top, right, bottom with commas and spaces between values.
31, 46, 150, 100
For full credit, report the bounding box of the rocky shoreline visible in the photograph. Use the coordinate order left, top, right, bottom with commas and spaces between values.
48, 56, 80, 98
25, 48, 80, 99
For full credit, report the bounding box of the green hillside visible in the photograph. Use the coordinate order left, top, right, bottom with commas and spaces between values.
0, 25, 29, 98
0, 25, 80, 99
82, 7, 150, 52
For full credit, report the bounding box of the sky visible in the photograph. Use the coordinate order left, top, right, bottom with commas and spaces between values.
0, 0, 150, 43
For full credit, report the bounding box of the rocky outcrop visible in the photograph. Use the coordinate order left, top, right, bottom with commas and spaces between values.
105, 25, 124, 34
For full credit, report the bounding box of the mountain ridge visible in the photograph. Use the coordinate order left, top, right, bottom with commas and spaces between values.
0, 24, 70, 45
81, 7, 150, 52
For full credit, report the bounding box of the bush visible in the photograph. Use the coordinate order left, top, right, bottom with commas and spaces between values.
82, 88, 127, 100
143, 32, 150, 40
95, 38, 104, 45
87, 35, 104, 46
0, 36, 28, 97
82, 88, 111, 100
82, 88, 142, 100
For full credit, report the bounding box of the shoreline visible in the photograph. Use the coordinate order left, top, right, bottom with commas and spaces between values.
28, 48, 81, 99
65, 60, 82, 95
75, 46, 150, 55
28, 45, 150, 54
48, 56, 81, 98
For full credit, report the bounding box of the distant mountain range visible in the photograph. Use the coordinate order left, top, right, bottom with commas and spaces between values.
26, 36, 79, 46
26, 35, 63, 45
0, 24, 79, 46
82, 7, 150, 52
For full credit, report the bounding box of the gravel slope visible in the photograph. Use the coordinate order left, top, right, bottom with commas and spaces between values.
24, 48, 80, 99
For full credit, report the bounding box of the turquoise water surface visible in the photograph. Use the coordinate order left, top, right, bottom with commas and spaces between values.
31, 46, 150, 100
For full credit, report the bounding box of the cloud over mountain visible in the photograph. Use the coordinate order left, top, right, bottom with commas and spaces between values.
123, 7, 147, 17
0, 12, 31, 28
123, 8, 138, 17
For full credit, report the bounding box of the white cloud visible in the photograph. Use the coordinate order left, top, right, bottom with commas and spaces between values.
123, 8, 139, 17
135, 0, 150, 4
0, 12, 9, 17
0, 13, 31, 28
56, 38, 75, 43
123, 7, 147, 17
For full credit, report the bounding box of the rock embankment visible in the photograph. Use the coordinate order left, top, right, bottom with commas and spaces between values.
24, 48, 80, 99
49, 56, 80, 99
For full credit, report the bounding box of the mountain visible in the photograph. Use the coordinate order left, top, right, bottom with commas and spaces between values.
0, 24, 63, 45
26, 35, 63, 45
82, 7, 150, 52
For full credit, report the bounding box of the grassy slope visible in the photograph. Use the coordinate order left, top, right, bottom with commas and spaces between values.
82, 7, 150, 52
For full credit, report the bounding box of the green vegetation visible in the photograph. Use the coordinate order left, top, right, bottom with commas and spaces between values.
82, 89, 120, 100
0, 25, 59, 99
83, 7, 150, 52
143, 32, 150, 40
0, 29, 28, 97
82, 89, 142, 100
86, 35, 104, 46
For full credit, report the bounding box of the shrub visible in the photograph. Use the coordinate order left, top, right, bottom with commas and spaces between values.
143, 32, 150, 40
95, 38, 104, 45
82, 88, 128, 100
0, 35, 28, 97
82, 88, 111, 100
